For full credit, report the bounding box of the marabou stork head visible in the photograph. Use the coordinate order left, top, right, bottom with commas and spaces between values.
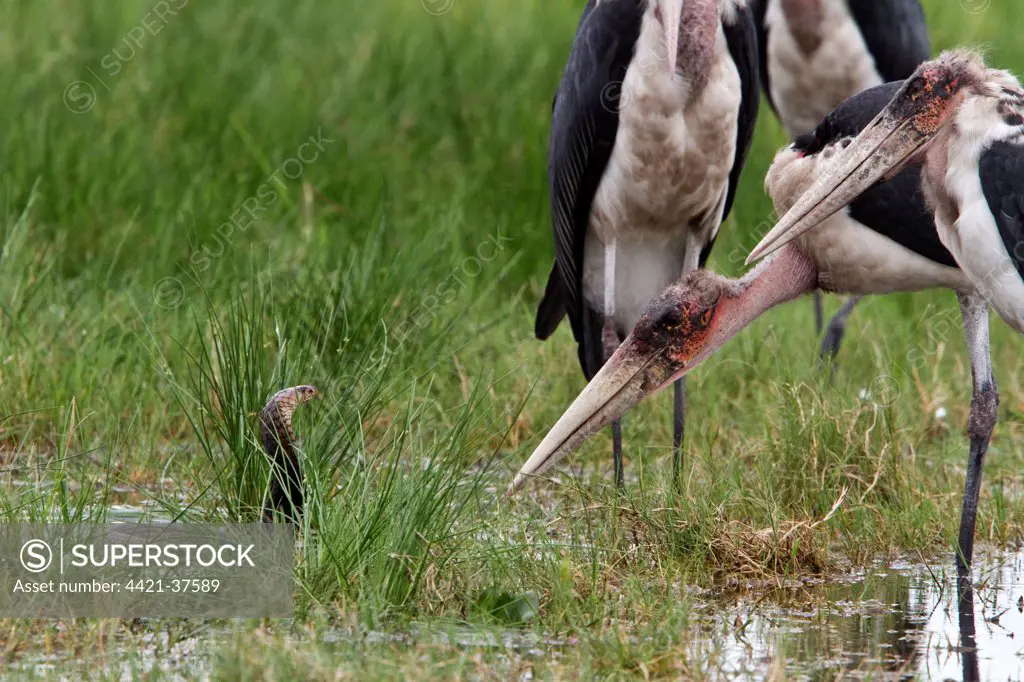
508, 270, 735, 494
747, 51, 990, 264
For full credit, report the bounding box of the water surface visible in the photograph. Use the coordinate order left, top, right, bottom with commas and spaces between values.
709, 550, 1024, 680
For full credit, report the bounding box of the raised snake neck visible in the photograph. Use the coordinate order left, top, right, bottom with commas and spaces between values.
258, 385, 318, 523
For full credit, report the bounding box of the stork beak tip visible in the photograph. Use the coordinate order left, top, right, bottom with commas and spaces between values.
505, 475, 524, 497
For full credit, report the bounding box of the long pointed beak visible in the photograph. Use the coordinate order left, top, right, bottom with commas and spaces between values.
508, 338, 683, 495
663, 0, 682, 75
746, 108, 933, 265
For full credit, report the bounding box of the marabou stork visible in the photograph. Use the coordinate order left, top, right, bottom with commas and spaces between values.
749, 50, 1024, 571
535, 0, 760, 486
750, 0, 930, 358
510, 66, 1009, 572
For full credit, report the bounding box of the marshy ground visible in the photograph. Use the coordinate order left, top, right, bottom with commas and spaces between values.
1, 0, 1023, 678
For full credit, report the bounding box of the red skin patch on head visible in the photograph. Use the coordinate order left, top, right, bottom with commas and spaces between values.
913, 100, 946, 134
662, 308, 715, 364
911, 87, 962, 136
903, 66, 965, 136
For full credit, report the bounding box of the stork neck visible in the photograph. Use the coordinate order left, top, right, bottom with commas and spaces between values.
780, 0, 825, 55
714, 244, 819, 341
677, 0, 718, 92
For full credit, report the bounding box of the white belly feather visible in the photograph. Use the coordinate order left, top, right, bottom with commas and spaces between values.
767, 147, 972, 295
584, 9, 741, 333
800, 209, 972, 295
929, 110, 1024, 333
939, 196, 1024, 333
765, 0, 883, 138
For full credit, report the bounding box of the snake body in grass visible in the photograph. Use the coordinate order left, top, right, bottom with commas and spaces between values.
259, 385, 319, 522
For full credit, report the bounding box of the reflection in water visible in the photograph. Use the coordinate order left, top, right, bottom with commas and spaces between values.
710, 551, 1024, 680
958, 576, 979, 682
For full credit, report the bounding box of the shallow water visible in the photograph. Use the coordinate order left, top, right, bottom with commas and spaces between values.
332, 551, 1024, 680
709, 550, 1024, 680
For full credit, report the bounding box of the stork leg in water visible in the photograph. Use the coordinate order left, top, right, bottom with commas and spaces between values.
956, 293, 998, 573
259, 385, 319, 523
957, 577, 981, 681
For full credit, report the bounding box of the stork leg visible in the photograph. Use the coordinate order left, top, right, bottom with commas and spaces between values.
612, 416, 624, 486
819, 296, 862, 361
672, 378, 686, 490
813, 291, 824, 335
603, 318, 624, 487
955, 292, 999, 575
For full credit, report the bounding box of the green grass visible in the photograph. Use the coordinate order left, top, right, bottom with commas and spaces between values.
2, 0, 1024, 678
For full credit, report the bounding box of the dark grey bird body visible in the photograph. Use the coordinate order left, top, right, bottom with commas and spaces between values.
259, 385, 318, 523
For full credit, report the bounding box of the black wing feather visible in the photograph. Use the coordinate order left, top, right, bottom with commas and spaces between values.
979, 141, 1024, 282
793, 81, 956, 268
747, 0, 776, 115
848, 0, 930, 83
536, 0, 643, 377
721, 4, 761, 226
